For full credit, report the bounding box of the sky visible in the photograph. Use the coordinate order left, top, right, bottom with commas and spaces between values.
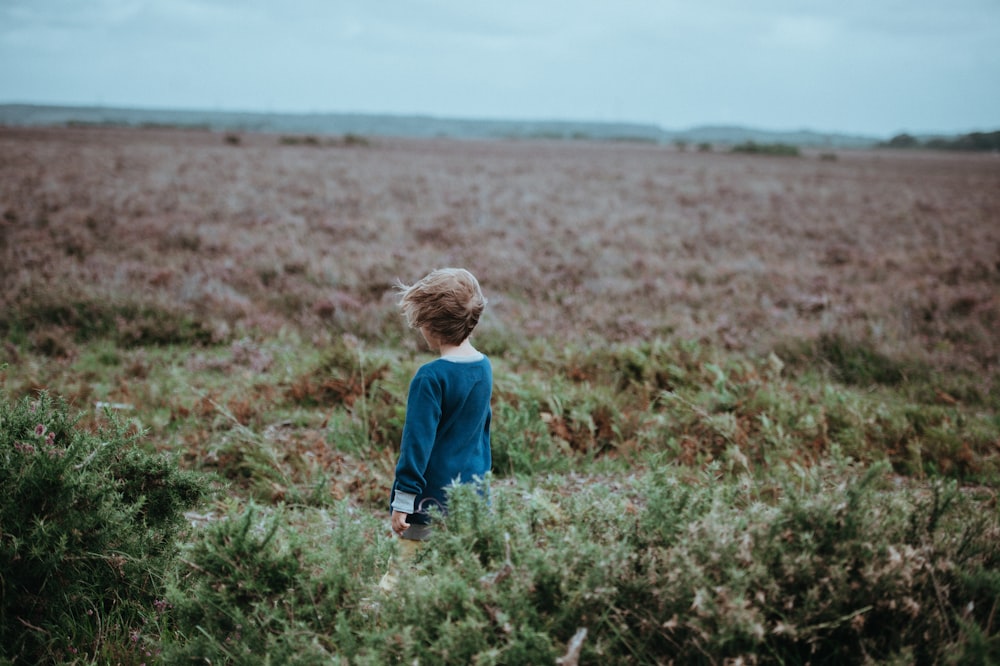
1, 0, 998, 138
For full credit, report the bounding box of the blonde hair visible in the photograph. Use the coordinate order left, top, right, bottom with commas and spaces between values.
396, 268, 487, 346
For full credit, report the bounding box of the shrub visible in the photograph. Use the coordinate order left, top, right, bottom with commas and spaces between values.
0, 390, 207, 663
69, 451, 996, 665
490, 396, 564, 476
731, 141, 801, 156
279, 134, 321, 146
887, 131, 1000, 152
342, 133, 371, 147
3, 291, 215, 353
285, 338, 402, 452
161, 501, 389, 664
285, 338, 389, 410
810, 333, 917, 387
373, 467, 1000, 663
486, 339, 1000, 480
431, 464, 1000, 664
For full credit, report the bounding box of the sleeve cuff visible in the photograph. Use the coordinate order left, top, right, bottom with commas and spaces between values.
391, 491, 417, 514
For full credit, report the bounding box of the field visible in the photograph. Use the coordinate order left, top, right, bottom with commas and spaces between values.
2, 126, 999, 664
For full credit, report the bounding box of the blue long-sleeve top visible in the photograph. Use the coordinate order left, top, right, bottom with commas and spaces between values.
390, 354, 492, 524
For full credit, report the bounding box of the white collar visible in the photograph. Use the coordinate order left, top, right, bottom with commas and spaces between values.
440, 351, 484, 363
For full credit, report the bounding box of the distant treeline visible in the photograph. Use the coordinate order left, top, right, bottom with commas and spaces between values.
882, 130, 1000, 151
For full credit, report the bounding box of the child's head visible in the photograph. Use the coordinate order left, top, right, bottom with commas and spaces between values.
397, 268, 486, 346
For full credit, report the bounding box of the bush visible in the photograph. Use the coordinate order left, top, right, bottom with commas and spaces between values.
424, 465, 1000, 664
0, 390, 207, 663
731, 141, 801, 156
151, 465, 1000, 664
285, 338, 402, 452
809, 333, 919, 387
3, 291, 215, 354
161, 501, 389, 664
342, 133, 371, 147
490, 397, 565, 476
887, 131, 1000, 152
884, 133, 921, 149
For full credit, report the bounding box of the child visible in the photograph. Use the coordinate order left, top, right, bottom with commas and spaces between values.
389, 268, 492, 542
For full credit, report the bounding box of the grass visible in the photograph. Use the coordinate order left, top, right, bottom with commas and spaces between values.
1, 126, 999, 663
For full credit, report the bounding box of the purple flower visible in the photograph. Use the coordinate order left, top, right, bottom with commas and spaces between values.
34, 424, 46, 437
46, 431, 56, 445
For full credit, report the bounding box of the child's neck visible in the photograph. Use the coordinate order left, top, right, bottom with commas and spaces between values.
439, 339, 478, 358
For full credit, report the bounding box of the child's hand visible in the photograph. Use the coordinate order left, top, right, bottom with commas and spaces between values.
391, 510, 411, 536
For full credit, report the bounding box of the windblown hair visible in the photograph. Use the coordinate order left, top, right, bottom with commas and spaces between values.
396, 268, 487, 346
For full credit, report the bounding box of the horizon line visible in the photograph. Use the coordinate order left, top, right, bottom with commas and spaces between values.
2, 100, 995, 140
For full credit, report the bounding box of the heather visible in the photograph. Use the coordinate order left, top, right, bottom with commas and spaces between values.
1, 126, 998, 663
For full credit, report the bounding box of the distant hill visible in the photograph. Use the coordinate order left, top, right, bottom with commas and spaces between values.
0, 103, 881, 148
671, 125, 878, 149
0, 104, 666, 142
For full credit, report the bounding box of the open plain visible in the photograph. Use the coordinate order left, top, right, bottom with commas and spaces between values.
2, 126, 1000, 663
3, 127, 999, 366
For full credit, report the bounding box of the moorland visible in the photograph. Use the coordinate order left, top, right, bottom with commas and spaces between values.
1, 126, 999, 664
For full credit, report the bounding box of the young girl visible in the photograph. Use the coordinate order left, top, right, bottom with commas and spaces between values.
389, 268, 492, 542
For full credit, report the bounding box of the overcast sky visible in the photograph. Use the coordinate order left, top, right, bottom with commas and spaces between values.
1, 0, 998, 137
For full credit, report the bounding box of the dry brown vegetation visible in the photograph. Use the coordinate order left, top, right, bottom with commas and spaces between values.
4, 126, 1000, 475
0, 129, 1000, 400
3, 126, 999, 377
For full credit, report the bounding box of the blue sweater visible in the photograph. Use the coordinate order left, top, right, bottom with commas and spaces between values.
390, 354, 492, 524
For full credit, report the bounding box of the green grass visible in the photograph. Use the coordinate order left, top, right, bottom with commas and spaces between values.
2, 330, 999, 664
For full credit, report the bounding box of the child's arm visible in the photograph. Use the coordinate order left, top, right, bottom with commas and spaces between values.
392, 372, 442, 507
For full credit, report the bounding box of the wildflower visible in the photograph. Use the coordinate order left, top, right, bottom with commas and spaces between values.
34, 424, 46, 437
46, 430, 55, 446
14, 441, 35, 454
